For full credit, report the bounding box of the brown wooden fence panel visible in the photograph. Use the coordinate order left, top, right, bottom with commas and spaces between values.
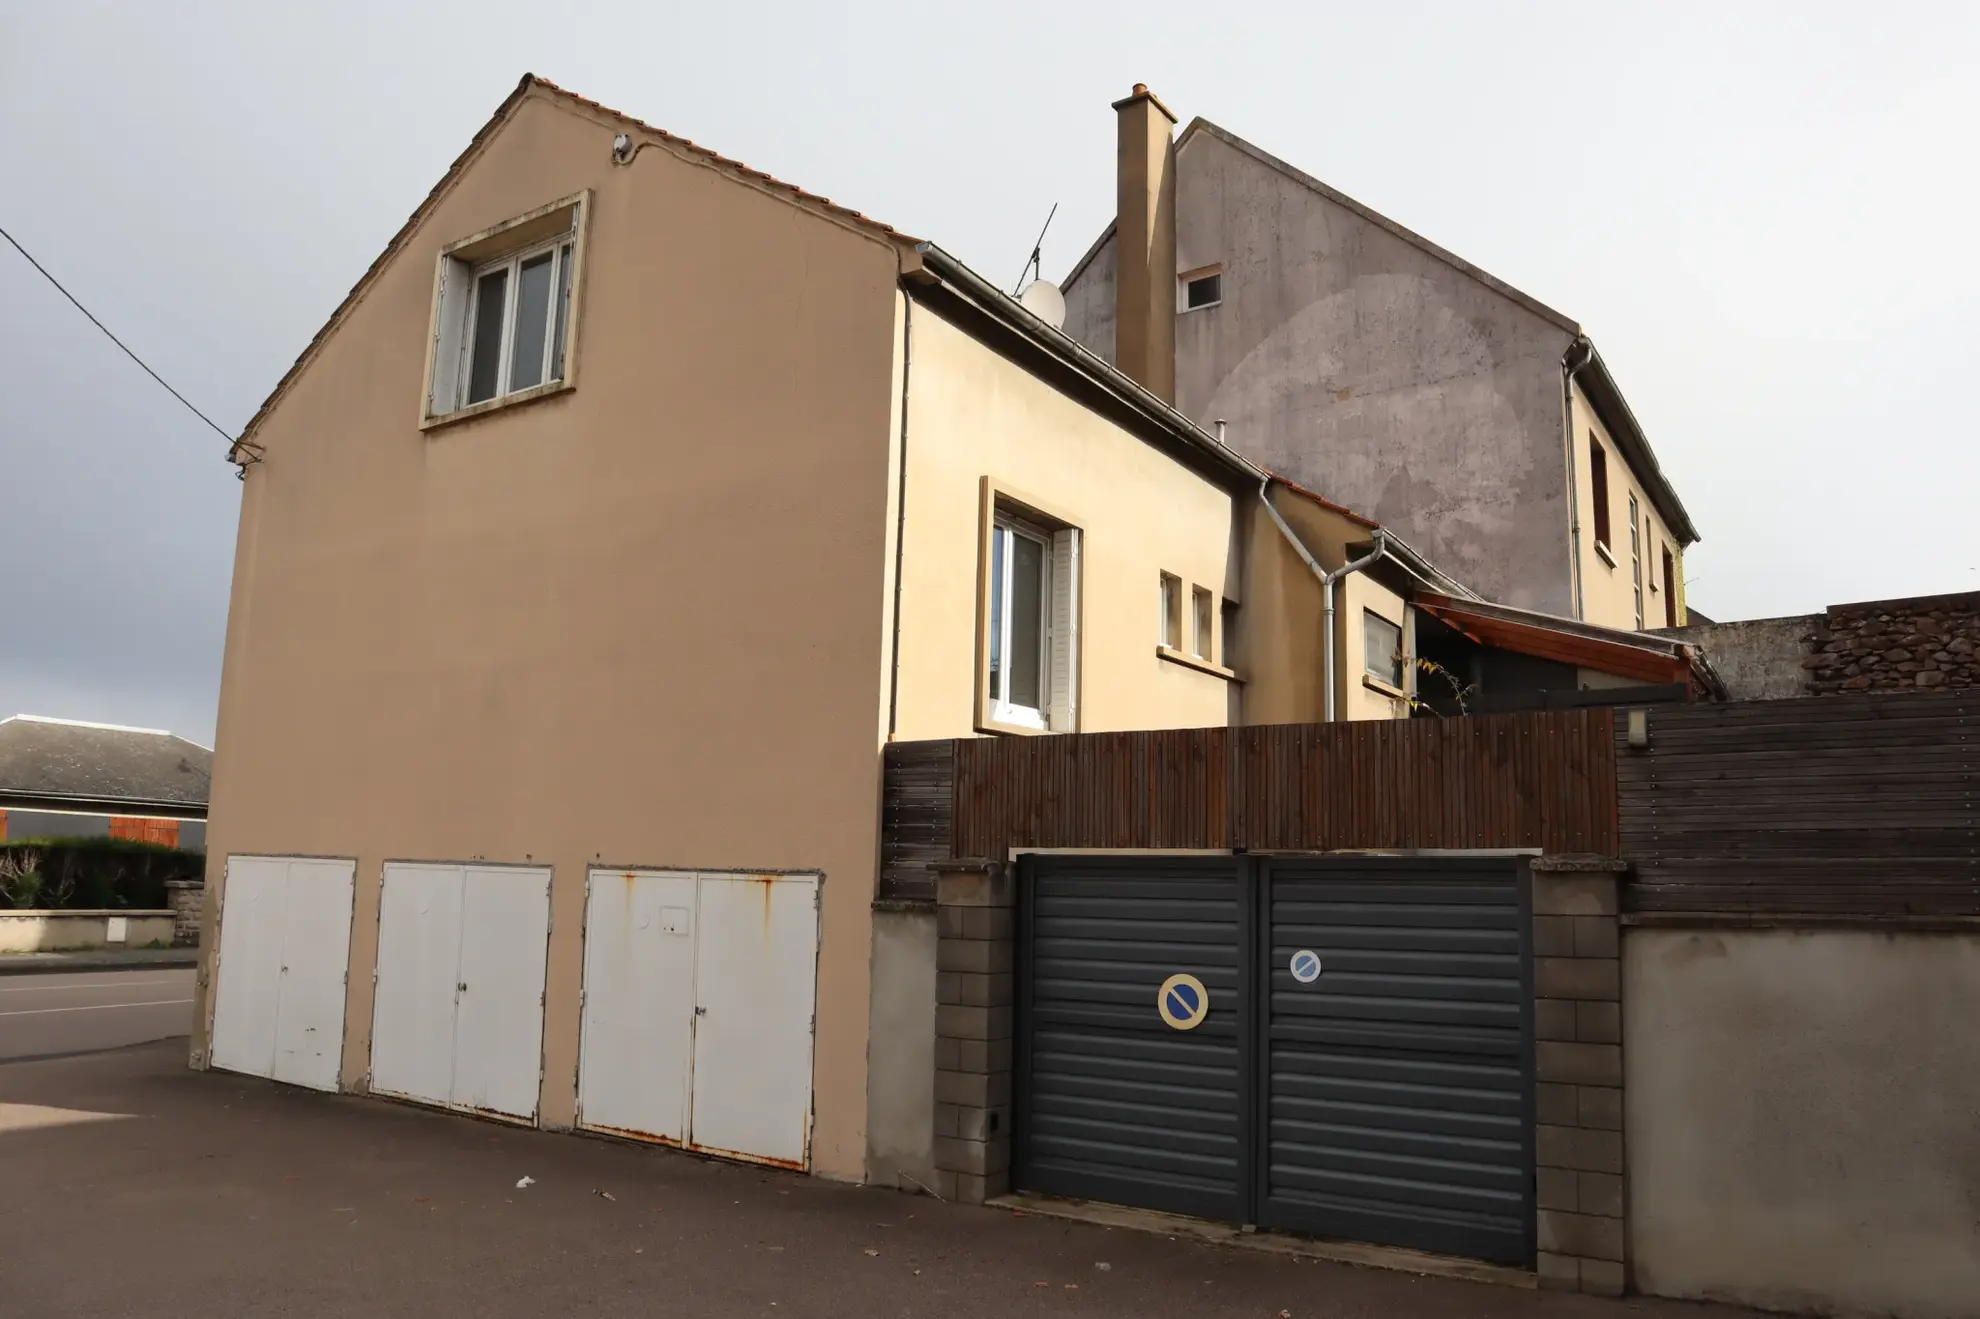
883, 709, 1617, 896
880, 739, 953, 902
1618, 693, 1980, 916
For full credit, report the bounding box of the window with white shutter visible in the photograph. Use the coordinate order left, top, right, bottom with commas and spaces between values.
979, 488, 1084, 735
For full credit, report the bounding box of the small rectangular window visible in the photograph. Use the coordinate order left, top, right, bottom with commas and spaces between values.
1589, 435, 1612, 550
1192, 586, 1213, 659
1160, 573, 1183, 649
1220, 599, 1241, 670
1364, 610, 1403, 688
1184, 272, 1222, 309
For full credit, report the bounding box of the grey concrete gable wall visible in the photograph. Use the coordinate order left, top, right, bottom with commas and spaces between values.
1063, 133, 1582, 613
1175, 133, 1579, 612
1060, 230, 1116, 367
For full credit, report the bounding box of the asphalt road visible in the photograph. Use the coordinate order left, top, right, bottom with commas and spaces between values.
0, 1039, 1768, 1319
0, 968, 195, 1062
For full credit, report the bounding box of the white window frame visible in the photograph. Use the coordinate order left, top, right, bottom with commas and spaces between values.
1191, 585, 1214, 660
977, 482, 1082, 736
1160, 572, 1183, 649
421, 191, 589, 431
1628, 493, 1644, 629
1179, 264, 1223, 312
458, 237, 575, 410
988, 517, 1054, 731
1363, 608, 1404, 687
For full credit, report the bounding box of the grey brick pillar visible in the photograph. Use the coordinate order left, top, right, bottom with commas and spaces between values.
1530, 854, 1629, 1296
929, 858, 1013, 1204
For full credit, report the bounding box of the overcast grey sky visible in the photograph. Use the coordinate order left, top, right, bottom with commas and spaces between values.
3, 2, 1975, 744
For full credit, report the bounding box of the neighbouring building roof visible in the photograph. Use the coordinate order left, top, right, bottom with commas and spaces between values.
1415, 596, 1725, 697
0, 715, 212, 814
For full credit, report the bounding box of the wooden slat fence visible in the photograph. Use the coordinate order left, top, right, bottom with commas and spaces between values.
1619, 693, 1980, 916
879, 709, 1619, 900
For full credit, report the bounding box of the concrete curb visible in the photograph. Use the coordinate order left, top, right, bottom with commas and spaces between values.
0, 949, 199, 976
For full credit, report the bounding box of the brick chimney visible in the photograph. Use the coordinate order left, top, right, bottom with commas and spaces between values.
1113, 83, 1177, 403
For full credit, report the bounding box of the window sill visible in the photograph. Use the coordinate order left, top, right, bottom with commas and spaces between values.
420, 378, 573, 432
974, 713, 1059, 737
1593, 540, 1617, 569
1362, 674, 1410, 701
1180, 300, 1222, 313
1157, 645, 1242, 682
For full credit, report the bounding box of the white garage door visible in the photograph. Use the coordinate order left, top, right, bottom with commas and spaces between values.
371, 863, 551, 1121
210, 855, 355, 1092
578, 870, 820, 1168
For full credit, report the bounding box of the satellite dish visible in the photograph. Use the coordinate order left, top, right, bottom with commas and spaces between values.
1019, 279, 1066, 330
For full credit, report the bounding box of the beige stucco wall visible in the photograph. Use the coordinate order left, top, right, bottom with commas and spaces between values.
1626, 927, 1980, 1318
1572, 381, 1684, 632
194, 88, 905, 1179
890, 302, 1241, 740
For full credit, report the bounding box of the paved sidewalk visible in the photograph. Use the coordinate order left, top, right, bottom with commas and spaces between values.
0, 1039, 1769, 1319
0, 947, 198, 975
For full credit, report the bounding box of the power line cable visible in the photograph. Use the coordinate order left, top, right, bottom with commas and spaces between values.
0, 222, 237, 447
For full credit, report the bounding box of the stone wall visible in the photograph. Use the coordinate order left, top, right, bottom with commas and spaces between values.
1805, 590, 1980, 695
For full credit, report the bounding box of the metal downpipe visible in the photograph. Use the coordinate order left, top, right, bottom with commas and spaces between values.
1258, 477, 1387, 722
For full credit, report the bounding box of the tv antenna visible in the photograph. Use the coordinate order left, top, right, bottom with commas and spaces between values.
1012, 202, 1059, 294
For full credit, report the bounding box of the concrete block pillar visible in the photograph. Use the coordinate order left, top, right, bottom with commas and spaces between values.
930, 858, 1013, 1204
1530, 854, 1629, 1296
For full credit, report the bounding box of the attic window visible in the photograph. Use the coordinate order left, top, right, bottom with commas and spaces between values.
423, 192, 590, 428
1181, 268, 1222, 311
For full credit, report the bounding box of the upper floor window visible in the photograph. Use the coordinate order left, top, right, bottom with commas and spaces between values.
1180, 267, 1222, 311
1192, 586, 1214, 660
1588, 435, 1612, 551
1628, 493, 1644, 629
1661, 545, 1678, 628
423, 192, 589, 427
983, 497, 1081, 733
1364, 609, 1404, 688
463, 240, 574, 406
1159, 572, 1183, 649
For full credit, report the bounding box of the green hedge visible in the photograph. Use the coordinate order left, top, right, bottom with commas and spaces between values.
0, 838, 204, 911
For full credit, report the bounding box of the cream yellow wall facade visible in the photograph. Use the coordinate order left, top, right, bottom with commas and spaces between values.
889, 302, 1242, 740
1572, 380, 1686, 632
194, 88, 907, 1180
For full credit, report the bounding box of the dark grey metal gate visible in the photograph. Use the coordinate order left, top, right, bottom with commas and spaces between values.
1012, 856, 1248, 1221
1013, 852, 1533, 1267
1258, 856, 1533, 1265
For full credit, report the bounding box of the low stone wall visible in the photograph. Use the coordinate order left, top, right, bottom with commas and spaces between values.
0, 910, 177, 953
